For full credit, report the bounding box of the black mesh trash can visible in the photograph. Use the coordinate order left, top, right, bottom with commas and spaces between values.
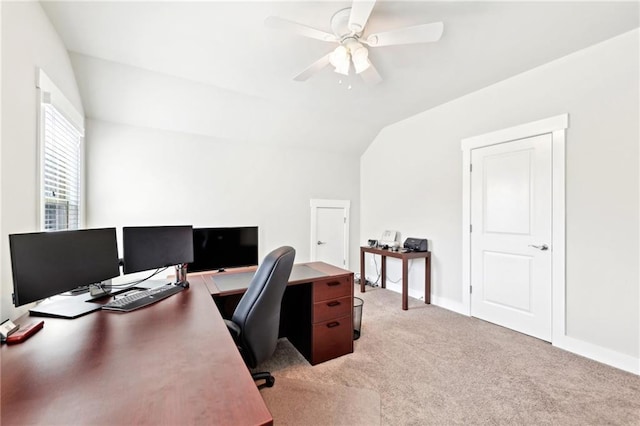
353, 297, 364, 340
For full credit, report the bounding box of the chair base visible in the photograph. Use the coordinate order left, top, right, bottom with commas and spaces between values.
252, 371, 275, 388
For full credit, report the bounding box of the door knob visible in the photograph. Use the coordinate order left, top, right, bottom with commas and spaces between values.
528, 244, 549, 251
317, 241, 327, 245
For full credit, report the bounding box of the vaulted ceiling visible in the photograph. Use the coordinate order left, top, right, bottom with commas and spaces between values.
41, 1, 639, 154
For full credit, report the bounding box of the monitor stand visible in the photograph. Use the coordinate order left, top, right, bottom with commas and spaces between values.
29, 296, 102, 319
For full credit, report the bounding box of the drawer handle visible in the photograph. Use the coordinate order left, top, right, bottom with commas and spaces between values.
326, 321, 340, 328
326, 281, 341, 287
327, 301, 341, 307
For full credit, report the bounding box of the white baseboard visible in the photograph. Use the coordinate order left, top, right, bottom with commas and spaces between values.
430, 294, 468, 316
378, 282, 426, 303
553, 334, 639, 375
380, 283, 468, 316
380, 282, 416, 298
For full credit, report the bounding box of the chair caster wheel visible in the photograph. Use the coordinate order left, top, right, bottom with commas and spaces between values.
265, 376, 275, 387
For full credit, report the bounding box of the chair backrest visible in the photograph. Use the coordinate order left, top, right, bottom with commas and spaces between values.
232, 246, 295, 367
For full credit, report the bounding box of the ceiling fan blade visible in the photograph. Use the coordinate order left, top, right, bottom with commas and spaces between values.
348, 0, 376, 33
265, 16, 338, 43
359, 61, 382, 85
293, 52, 333, 81
365, 22, 444, 47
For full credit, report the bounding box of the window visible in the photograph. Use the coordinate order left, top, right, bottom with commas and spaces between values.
42, 103, 82, 230
37, 70, 85, 231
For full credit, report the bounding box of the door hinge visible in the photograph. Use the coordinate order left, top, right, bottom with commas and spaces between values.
470, 163, 473, 172
470, 224, 472, 233
470, 286, 472, 294
344, 217, 346, 223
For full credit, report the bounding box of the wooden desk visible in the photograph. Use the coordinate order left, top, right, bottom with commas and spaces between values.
0, 276, 273, 426
360, 246, 431, 310
203, 262, 354, 365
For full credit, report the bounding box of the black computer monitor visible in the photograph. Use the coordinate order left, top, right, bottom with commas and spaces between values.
122, 225, 194, 274
189, 226, 258, 273
9, 228, 121, 308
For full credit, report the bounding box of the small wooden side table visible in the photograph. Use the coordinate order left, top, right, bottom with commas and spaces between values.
360, 246, 431, 310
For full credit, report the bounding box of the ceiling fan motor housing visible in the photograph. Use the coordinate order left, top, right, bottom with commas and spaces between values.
331, 8, 362, 39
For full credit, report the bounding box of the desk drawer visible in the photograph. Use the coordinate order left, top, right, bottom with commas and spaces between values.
311, 314, 353, 365
313, 276, 352, 302
313, 295, 352, 324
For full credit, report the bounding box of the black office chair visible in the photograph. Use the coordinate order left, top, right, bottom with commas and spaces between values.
225, 246, 295, 388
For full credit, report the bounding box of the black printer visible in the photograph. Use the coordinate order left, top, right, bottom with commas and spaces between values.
403, 238, 429, 252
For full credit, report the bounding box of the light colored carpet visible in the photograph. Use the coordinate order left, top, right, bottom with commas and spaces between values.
256, 331, 381, 425
261, 377, 380, 426
256, 286, 640, 425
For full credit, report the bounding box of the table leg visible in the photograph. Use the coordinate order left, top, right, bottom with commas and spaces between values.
360, 249, 366, 293
425, 255, 431, 305
402, 259, 408, 311
381, 255, 386, 289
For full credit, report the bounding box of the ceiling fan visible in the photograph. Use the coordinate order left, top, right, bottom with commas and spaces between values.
265, 0, 444, 85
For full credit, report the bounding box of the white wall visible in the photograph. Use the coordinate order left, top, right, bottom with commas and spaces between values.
0, 2, 84, 321
361, 30, 639, 367
85, 119, 361, 271
0, 1, 361, 322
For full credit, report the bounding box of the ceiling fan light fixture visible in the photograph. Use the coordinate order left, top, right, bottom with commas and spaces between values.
334, 60, 350, 76
351, 45, 370, 74
330, 45, 351, 75
329, 45, 349, 67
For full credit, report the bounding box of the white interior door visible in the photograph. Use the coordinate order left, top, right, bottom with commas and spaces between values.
470, 134, 552, 341
310, 200, 350, 268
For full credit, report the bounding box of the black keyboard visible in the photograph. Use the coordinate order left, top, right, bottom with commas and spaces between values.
102, 284, 185, 312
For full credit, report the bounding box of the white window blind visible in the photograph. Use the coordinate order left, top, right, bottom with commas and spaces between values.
37, 69, 85, 231
42, 102, 82, 231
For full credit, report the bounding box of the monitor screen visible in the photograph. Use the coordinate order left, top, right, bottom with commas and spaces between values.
9, 228, 121, 307
122, 225, 194, 274
189, 227, 258, 273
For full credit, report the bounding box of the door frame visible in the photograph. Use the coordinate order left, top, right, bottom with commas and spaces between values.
310, 199, 350, 268
461, 114, 568, 344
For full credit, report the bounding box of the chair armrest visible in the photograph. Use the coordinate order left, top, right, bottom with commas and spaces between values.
224, 319, 241, 339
